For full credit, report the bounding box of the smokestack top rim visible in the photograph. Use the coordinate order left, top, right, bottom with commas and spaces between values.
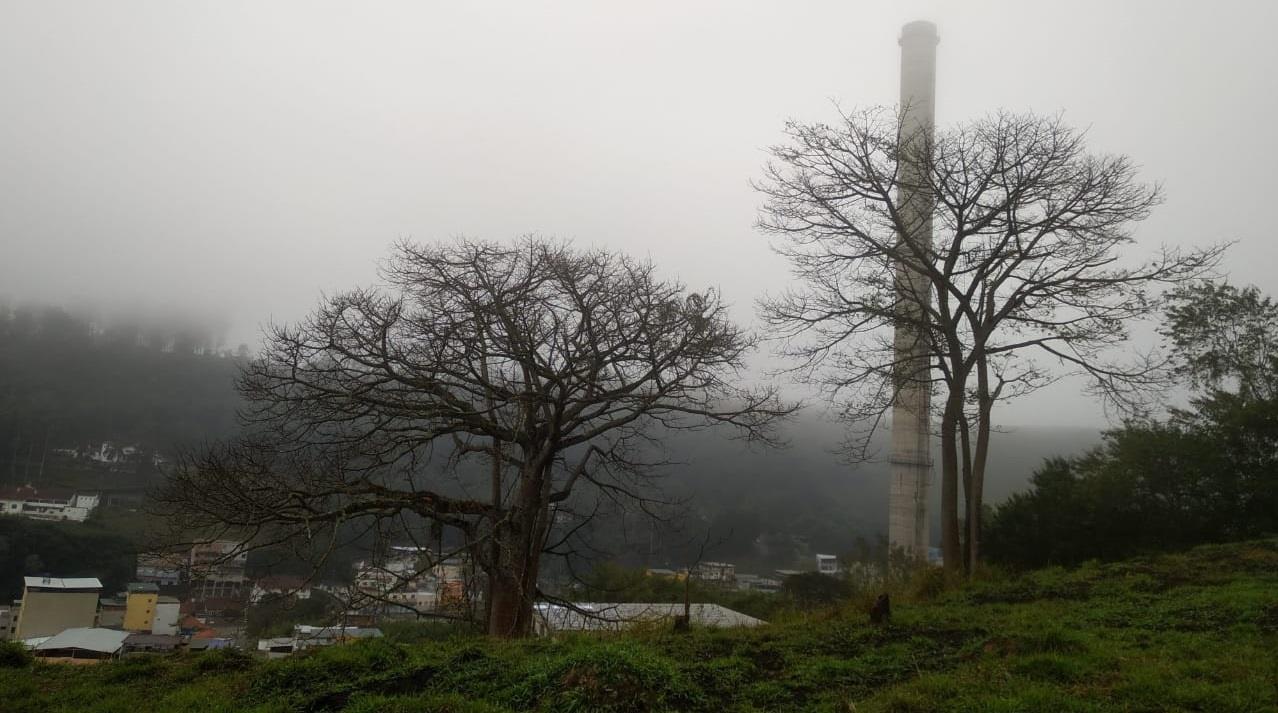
899, 20, 939, 46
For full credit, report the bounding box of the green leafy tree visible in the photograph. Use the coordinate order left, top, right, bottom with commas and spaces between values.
1163, 282, 1278, 401
780, 572, 847, 608
987, 282, 1278, 567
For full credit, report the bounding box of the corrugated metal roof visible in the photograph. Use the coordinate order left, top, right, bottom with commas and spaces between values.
34, 627, 128, 654
536, 602, 765, 632
23, 576, 102, 590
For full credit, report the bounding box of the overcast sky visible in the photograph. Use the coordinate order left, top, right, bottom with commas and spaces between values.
2, 1, 1276, 426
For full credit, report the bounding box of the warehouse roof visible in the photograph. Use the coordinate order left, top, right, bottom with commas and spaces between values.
535, 602, 765, 633
34, 628, 128, 654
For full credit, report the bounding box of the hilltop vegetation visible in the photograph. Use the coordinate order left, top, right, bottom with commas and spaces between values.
3, 539, 1275, 712
0, 517, 137, 601
0, 302, 244, 487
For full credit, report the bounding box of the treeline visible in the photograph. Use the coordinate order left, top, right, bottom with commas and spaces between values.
0, 302, 245, 482
0, 517, 137, 600
986, 283, 1278, 568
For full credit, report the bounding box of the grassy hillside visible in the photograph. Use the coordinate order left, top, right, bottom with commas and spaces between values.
3, 540, 1276, 713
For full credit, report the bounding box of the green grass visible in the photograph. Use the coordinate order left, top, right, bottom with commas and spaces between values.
3, 540, 1277, 712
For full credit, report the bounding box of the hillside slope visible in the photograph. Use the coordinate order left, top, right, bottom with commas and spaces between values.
3, 539, 1276, 712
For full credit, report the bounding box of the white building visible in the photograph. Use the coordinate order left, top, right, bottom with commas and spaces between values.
151, 596, 180, 636
816, 554, 840, 576
691, 561, 736, 586
0, 486, 100, 522
351, 548, 470, 614
31, 627, 129, 663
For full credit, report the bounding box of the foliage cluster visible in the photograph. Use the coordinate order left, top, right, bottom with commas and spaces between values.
0, 641, 33, 669
4, 539, 1275, 712
986, 282, 1278, 568
244, 592, 342, 639
0, 516, 137, 601
985, 402, 1278, 568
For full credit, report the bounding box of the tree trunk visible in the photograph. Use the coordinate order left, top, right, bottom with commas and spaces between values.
959, 412, 973, 575
967, 361, 993, 574
485, 517, 541, 638
484, 461, 553, 639
939, 395, 963, 576
486, 568, 538, 637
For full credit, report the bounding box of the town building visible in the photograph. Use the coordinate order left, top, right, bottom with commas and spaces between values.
122, 633, 182, 655
186, 637, 235, 652
135, 553, 184, 587
644, 568, 685, 580
30, 627, 128, 663
351, 548, 473, 616
0, 606, 15, 640
189, 540, 248, 603
97, 596, 128, 628
691, 561, 737, 586
257, 624, 383, 659
31, 631, 129, 664
152, 596, 180, 635
123, 582, 159, 631
13, 576, 102, 640
734, 574, 783, 593
0, 485, 100, 522
249, 575, 312, 604
816, 554, 840, 576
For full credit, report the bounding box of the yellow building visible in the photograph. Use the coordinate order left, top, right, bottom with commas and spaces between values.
13, 576, 102, 640
122, 582, 159, 632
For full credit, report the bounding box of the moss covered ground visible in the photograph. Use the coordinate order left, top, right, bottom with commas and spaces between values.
2, 539, 1276, 712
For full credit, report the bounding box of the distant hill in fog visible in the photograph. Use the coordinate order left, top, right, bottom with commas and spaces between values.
0, 302, 1104, 570
629, 413, 1102, 570
0, 302, 243, 485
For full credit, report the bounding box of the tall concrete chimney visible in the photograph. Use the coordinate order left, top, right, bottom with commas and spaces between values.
887, 20, 938, 562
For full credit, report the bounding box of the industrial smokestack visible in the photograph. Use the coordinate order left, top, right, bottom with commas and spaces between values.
887, 20, 938, 562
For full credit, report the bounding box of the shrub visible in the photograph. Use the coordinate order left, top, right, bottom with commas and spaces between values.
194, 647, 257, 673
251, 637, 406, 699
103, 654, 170, 683
509, 641, 702, 713
0, 641, 33, 668
781, 572, 848, 608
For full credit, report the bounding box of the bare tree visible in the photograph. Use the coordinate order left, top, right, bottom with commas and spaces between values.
154, 237, 793, 637
756, 108, 1222, 575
